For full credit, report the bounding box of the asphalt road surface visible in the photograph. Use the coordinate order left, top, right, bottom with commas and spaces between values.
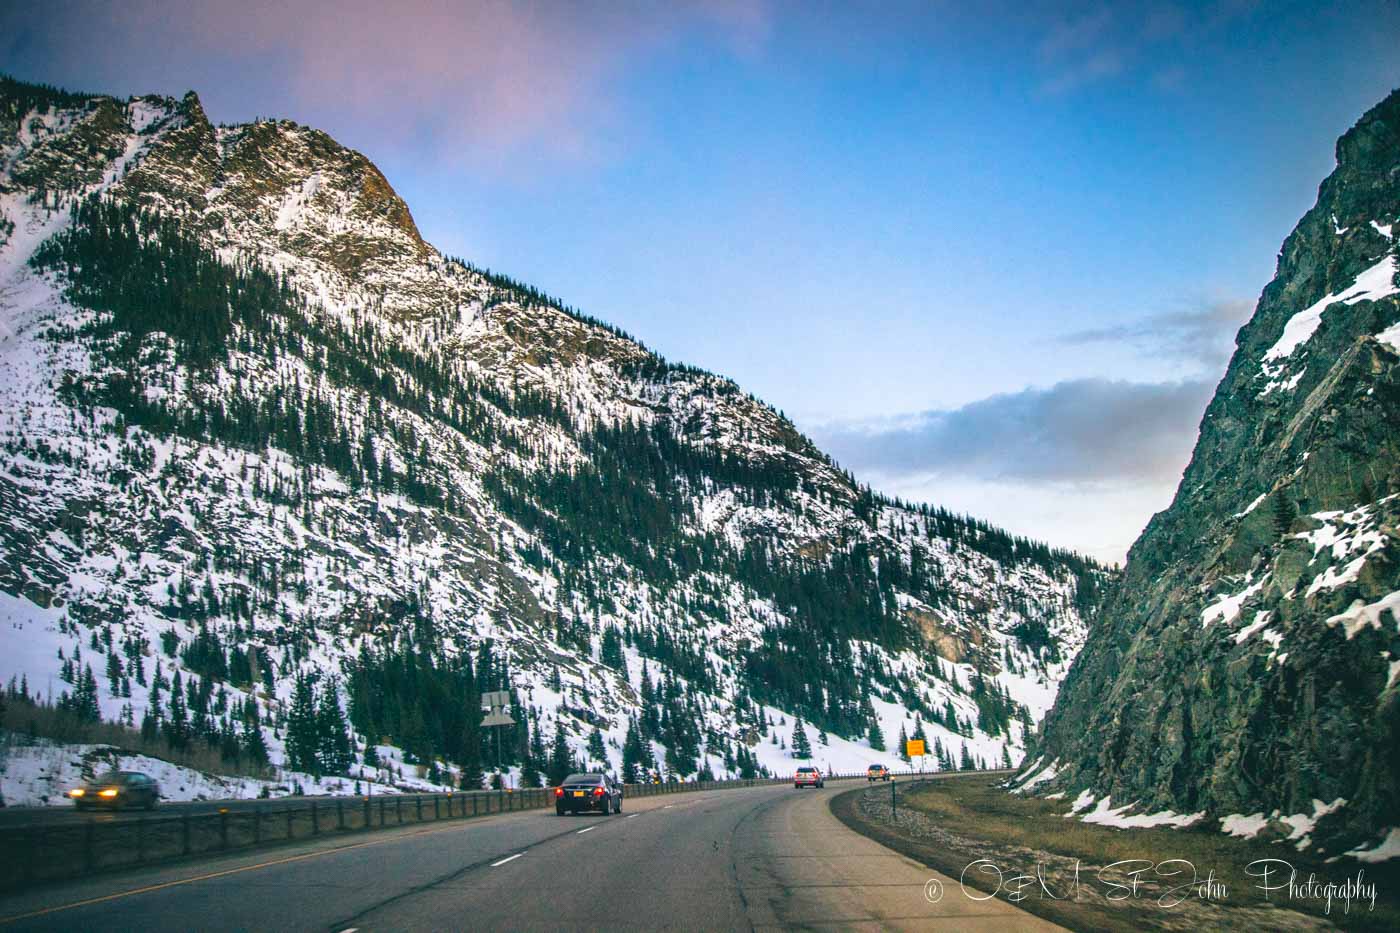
0, 780, 1061, 931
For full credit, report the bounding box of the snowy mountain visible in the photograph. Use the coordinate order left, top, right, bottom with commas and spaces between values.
1026, 88, 1400, 860
0, 76, 1106, 793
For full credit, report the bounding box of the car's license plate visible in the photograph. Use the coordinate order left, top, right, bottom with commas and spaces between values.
573, 791, 585, 797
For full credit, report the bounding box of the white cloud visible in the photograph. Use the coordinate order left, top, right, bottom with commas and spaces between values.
807, 376, 1215, 563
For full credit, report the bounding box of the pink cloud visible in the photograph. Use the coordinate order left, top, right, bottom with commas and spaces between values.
5, 0, 773, 169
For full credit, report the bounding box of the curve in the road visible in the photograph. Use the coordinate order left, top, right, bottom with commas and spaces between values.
0, 781, 1061, 932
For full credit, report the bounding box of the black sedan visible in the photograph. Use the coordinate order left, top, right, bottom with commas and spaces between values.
68, 771, 161, 810
554, 773, 622, 815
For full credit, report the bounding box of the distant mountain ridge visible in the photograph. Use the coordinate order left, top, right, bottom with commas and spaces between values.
0, 74, 1106, 789
1025, 87, 1400, 859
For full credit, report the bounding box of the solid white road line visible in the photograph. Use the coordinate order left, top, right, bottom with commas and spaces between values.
662, 805, 674, 809
576, 826, 595, 834
625, 814, 638, 819
490, 853, 525, 867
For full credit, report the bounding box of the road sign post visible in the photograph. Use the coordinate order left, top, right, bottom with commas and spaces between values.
480, 690, 515, 784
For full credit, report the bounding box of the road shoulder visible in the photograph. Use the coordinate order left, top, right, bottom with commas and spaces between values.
830, 779, 1346, 932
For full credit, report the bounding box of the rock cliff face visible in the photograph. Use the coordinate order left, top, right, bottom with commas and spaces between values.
1028, 89, 1400, 857
0, 76, 1107, 784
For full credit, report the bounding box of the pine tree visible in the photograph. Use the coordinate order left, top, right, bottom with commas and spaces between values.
868, 716, 885, 751
622, 717, 646, 783
791, 715, 812, 759
600, 626, 625, 670
959, 742, 974, 770
317, 680, 353, 775
105, 651, 123, 696
521, 714, 546, 788
75, 665, 100, 723
167, 671, 189, 749
547, 720, 574, 785
286, 672, 320, 775
1272, 494, 1297, 537
141, 706, 159, 742
898, 724, 910, 763
242, 703, 270, 768
587, 727, 607, 768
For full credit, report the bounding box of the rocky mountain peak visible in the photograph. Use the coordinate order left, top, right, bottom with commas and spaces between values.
1027, 86, 1400, 859
0, 75, 1106, 794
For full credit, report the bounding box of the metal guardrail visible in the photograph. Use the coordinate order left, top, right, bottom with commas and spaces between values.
0, 766, 997, 891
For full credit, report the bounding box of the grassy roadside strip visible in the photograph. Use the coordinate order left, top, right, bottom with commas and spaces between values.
831, 774, 1399, 932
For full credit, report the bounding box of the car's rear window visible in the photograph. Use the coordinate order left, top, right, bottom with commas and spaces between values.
563, 773, 602, 784
797, 768, 817, 773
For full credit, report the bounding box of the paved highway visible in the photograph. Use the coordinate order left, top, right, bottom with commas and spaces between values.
0, 780, 1060, 931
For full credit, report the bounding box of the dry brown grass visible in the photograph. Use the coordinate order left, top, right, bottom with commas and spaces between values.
892, 775, 1400, 931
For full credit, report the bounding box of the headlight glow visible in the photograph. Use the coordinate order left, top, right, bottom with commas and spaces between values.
69, 789, 85, 797
98, 789, 119, 798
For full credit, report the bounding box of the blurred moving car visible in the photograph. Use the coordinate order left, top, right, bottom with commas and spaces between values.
794, 766, 824, 789
867, 764, 890, 781
69, 771, 160, 810
555, 773, 623, 815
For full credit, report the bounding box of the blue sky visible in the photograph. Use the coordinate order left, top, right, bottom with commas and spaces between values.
6, 1, 1400, 561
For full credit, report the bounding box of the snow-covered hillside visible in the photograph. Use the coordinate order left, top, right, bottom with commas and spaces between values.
0, 78, 1108, 793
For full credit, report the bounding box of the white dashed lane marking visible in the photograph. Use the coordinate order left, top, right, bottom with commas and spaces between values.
490, 853, 525, 867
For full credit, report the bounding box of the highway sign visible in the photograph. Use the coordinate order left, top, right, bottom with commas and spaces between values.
481, 690, 514, 727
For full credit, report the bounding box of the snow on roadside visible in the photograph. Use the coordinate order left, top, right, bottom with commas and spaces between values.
0, 735, 438, 808
1077, 795, 1205, 829
1347, 828, 1400, 863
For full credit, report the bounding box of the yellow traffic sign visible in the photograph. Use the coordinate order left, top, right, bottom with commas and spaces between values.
906, 739, 926, 757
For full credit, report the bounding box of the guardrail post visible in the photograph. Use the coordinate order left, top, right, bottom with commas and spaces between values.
220, 810, 230, 849
396, 797, 402, 824
472, 794, 478, 817
311, 802, 319, 836
364, 797, 371, 830
416, 796, 422, 821
379, 797, 386, 826
338, 799, 346, 830
255, 805, 263, 844
287, 807, 295, 840
434, 796, 440, 820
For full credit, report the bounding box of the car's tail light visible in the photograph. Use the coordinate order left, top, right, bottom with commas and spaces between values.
554, 788, 563, 797
593, 787, 605, 796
